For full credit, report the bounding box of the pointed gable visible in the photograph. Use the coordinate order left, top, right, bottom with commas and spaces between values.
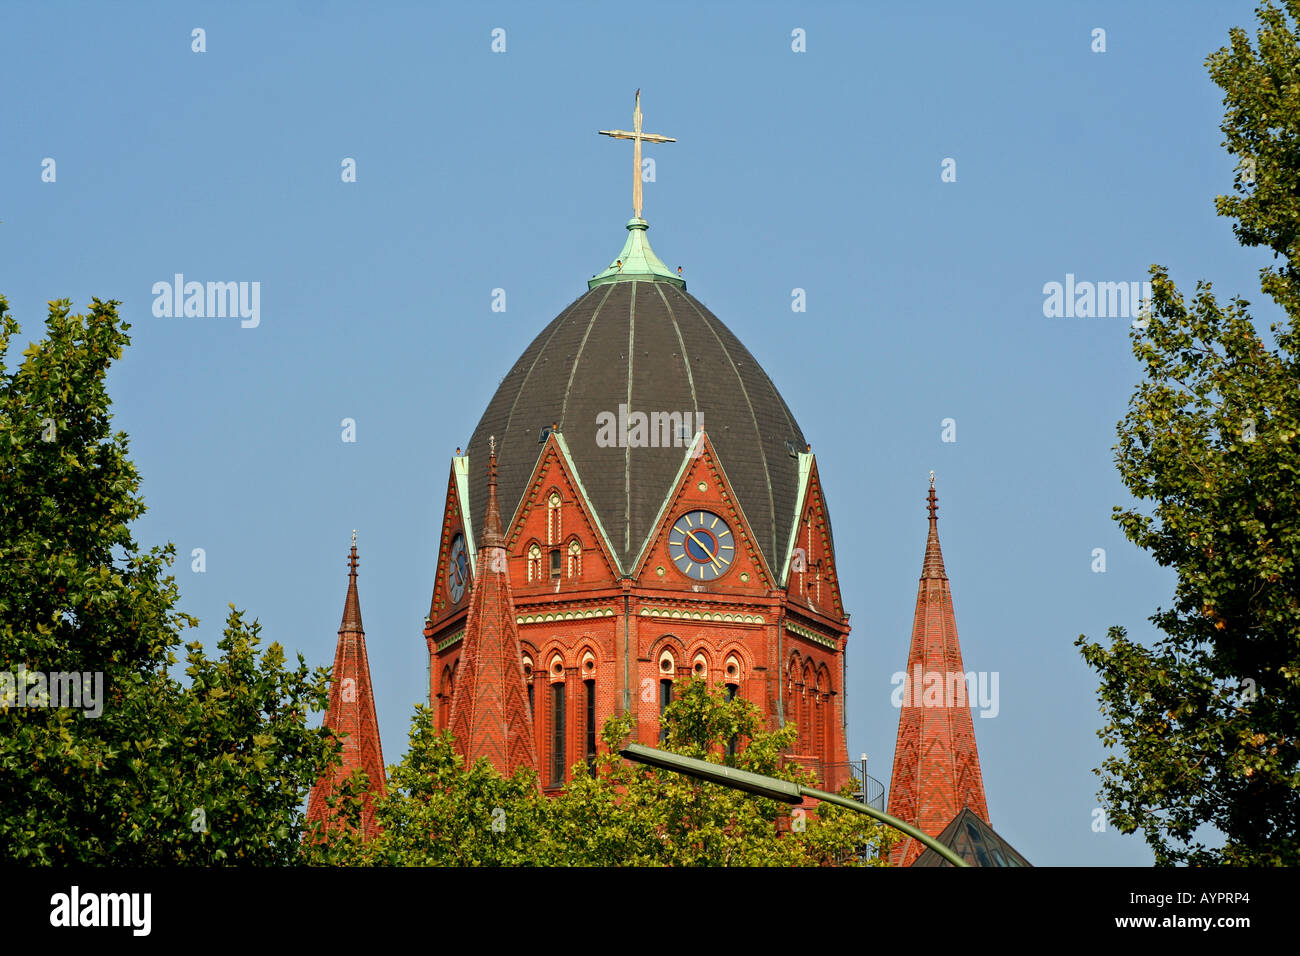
780, 454, 845, 618
632, 431, 774, 590
307, 536, 387, 840
447, 442, 539, 779
428, 456, 477, 628
504, 431, 621, 587
887, 476, 990, 866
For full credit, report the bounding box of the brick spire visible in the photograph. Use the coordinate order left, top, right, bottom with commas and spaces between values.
887, 475, 989, 866
447, 438, 539, 779
307, 532, 387, 839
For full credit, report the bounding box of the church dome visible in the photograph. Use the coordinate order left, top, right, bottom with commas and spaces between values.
466, 219, 809, 575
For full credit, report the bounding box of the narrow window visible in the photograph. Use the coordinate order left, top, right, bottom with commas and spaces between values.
584, 678, 597, 775
523, 658, 535, 718
550, 548, 562, 578
726, 682, 739, 759
658, 678, 673, 743
550, 682, 566, 787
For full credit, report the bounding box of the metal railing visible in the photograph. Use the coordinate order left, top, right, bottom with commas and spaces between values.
821, 762, 885, 810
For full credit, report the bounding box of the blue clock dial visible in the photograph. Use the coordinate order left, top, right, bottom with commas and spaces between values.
668, 510, 734, 581
447, 534, 469, 603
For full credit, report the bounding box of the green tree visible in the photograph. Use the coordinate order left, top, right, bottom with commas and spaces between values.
547, 678, 892, 866
0, 296, 341, 863
337, 705, 550, 866
1077, 1, 1300, 866
336, 678, 892, 866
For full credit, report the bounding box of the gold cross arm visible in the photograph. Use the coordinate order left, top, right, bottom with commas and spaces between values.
599, 90, 676, 219
598, 129, 677, 145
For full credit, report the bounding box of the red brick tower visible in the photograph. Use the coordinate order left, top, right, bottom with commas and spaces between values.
423, 278, 852, 795
446, 438, 539, 778
887, 475, 989, 866
424, 93, 851, 794
307, 534, 387, 839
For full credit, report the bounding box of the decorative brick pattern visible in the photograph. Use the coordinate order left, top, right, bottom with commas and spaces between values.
887, 481, 990, 866
306, 540, 387, 839
447, 447, 540, 779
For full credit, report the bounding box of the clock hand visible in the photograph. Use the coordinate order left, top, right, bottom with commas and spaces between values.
684, 529, 722, 570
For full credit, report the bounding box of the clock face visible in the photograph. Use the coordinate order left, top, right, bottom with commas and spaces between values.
447, 534, 469, 603
669, 510, 734, 581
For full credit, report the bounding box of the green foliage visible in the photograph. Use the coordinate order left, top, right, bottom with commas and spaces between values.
336, 706, 550, 866
0, 296, 340, 864
548, 678, 891, 866
332, 678, 892, 866
1209, 0, 1300, 331
1077, 2, 1300, 866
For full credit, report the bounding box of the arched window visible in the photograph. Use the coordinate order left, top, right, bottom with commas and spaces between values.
547, 492, 562, 545
786, 654, 801, 727
658, 678, 673, 743
522, 655, 534, 718
549, 655, 566, 787
801, 663, 814, 754
439, 665, 452, 729
813, 672, 824, 758
818, 666, 832, 762
550, 681, 566, 787
567, 539, 582, 579
691, 652, 708, 680
527, 544, 541, 583
657, 648, 676, 743
725, 654, 742, 684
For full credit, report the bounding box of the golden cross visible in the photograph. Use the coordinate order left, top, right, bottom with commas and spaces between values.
598, 89, 676, 220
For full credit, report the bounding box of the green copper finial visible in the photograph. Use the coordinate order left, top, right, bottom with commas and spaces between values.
591, 92, 685, 291
589, 218, 685, 290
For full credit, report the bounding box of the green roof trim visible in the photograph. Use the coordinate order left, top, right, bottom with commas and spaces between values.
453, 454, 477, 575
778, 452, 815, 586
588, 218, 686, 290
786, 619, 838, 649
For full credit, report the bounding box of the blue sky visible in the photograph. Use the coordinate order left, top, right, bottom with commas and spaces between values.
3, 0, 1280, 866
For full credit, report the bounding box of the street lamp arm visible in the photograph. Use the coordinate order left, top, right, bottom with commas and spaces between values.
797, 784, 969, 867
619, 743, 969, 868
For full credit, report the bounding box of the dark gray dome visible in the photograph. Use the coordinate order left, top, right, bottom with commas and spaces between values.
466, 278, 807, 575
